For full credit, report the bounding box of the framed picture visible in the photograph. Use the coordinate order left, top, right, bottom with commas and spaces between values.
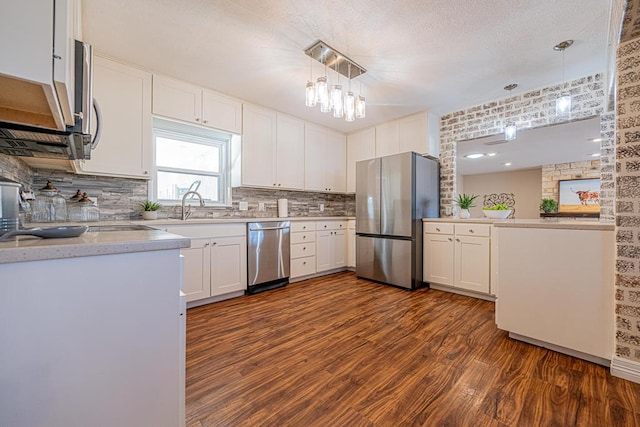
558, 178, 601, 214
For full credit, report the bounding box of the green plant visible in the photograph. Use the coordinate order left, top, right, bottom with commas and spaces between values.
483, 203, 511, 211
455, 194, 478, 209
141, 200, 162, 212
540, 198, 558, 213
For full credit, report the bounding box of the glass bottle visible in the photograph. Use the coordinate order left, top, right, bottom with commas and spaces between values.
68, 193, 99, 222
31, 181, 67, 222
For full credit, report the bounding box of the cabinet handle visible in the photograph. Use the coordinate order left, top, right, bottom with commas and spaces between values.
303, 247, 306, 250
212, 242, 217, 246
436, 227, 440, 232
303, 261, 306, 265
204, 243, 210, 247
448, 237, 452, 241
273, 183, 277, 186
143, 171, 148, 175
469, 229, 474, 233
303, 236, 306, 239
204, 120, 209, 124
195, 117, 200, 122
278, 183, 281, 186
456, 238, 460, 242
303, 226, 306, 230
53, 54, 62, 60
324, 225, 327, 228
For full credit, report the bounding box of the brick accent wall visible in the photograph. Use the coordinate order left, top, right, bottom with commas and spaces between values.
541, 160, 601, 201
615, 0, 640, 363
439, 74, 615, 222
0, 154, 32, 187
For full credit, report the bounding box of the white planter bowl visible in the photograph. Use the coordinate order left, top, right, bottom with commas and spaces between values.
482, 209, 512, 219
141, 211, 158, 220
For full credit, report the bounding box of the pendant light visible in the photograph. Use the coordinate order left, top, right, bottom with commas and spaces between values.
317, 57, 330, 113
331, 61, 344, 118
503, 83, 517, 141
554, 40, 573, 118
356, 80, 366, 119
305, 57, 316, 107
344, 64, 356, 122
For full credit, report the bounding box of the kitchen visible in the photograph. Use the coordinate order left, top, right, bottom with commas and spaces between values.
1, 0, 640, 426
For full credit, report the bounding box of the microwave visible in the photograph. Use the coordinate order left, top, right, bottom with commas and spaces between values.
0, 41, 101, 160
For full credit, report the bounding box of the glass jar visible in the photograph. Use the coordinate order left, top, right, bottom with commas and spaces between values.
31, 181, 67, 222
68, 193, 99, 222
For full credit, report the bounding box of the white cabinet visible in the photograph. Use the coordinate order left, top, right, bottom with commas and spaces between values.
347, 219, 356, 268
316, 221, 347, 272
239, 107, 304, 190
166, 224, 247, 303
304, 124, 347, 193
423, 222, 491, 296
290, 221, 317, 279
152, 75, 242, 134
0, 0, 79, 130
375, 120, 400, 158
346, 128, 376, 193
74, 56, 153, 179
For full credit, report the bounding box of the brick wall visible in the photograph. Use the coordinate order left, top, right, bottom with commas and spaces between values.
541, 160, 601, 201
0, 154, 32, 187
615, 0, 640, 363
439, 74, 615, 222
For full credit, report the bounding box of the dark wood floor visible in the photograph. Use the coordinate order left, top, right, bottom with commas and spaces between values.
185, 272, 640, 426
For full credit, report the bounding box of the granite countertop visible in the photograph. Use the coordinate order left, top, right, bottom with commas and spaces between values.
422, 217, 495, 224
492, 219, 614, 231
0, 229, 190, 264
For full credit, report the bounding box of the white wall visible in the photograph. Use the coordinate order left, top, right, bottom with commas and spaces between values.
461, 168, 542, 219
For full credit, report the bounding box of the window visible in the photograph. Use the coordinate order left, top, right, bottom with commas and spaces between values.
153, 118, 231, 205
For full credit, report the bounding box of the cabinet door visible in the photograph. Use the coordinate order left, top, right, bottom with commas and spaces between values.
399, 112, 428, 154
210, 236, 247, 296
346, 228, 356, 268
152, 75, 202, 124
242, 105, 277, 187
375, 120, 400, 157
202, 89, 242, 134
333, 230, 347, 268
180, 238, 211, 302
346, 127, 376, 193
454, 235, 490, 293
423, 233, 455, 286
77, 57, 152, 178
316, 230, 332, 272
325, 130, 346, 193
276, 114, 305, 190
304, 124, 326, 191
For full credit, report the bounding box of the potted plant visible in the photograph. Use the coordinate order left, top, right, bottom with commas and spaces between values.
482, 203, 513, 219
140, 200, 162, 220
540, 198, 558, 214
455, 194, 478, 219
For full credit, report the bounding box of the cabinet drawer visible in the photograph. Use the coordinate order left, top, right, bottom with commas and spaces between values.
291, 242, 316, 259
291, 221, 316, 232
290, 231, 315, 244
291, 256, 316, 278
424, 223, 454, 235
317, 220, 347, 231
455, 224, 491, 237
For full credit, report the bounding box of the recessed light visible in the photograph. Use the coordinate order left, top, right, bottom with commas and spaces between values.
591, 153, 601, 157
487, 153, 497, 156
590, 138, 602, 143
503, 162, 512, 166
464, 153, 485, 159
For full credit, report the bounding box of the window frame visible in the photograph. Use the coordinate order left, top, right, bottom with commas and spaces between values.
152, 119, 232, 207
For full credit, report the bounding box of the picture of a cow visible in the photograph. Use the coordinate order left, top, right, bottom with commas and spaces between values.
570, 187, 600, 205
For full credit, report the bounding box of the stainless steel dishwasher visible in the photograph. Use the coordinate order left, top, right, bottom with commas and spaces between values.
247, 221, 290, 294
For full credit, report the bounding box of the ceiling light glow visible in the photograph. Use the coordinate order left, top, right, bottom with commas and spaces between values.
465, 153, 485, 159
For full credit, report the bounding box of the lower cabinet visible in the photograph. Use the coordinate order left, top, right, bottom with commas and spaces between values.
290, 221, 317, 279
346, 219, 356, 268
423, 222, 491, 295
167, 225, 247, 303
316, 221, 346, 272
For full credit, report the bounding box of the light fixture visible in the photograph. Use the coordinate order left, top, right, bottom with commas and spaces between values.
305, 58, 316, 107
503, 162, 512, 166
590, 138, 602, 143
304, 40, 366, 122
487, 152, 497, 156
554, 40, 574, 117
591, 153, 601, 157
465, 153, 485, 159
503, 83, 518, 141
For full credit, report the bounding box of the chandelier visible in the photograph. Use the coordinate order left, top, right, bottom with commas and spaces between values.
503, 83, 517, 141
554, 40, 574, 118
304, 40, 366, 121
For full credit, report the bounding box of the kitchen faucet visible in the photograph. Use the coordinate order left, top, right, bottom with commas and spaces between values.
181, 191, 205, 220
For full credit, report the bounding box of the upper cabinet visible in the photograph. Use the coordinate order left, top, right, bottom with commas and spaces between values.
346, 127, 376, 193
0, 0, 80, 130
74, 56, 153, 179
304, 124, 346, 193
237, 106, 305, 190
152, 75, 242, 134
375, 112, 440, 158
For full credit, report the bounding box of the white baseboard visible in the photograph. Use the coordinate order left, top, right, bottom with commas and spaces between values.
429, 283, 496, 302
509, 332, 610, 366
611, 356, 640, 384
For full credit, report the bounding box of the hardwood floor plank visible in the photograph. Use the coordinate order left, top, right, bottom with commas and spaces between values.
185, 272, 640, 426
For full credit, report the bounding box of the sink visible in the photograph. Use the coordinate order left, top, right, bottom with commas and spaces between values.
88, 224, 155, 232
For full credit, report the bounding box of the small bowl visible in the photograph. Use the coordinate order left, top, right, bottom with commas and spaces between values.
482, 209, 512, 219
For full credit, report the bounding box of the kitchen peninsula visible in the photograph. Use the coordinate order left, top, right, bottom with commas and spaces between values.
0, 228, 189, 427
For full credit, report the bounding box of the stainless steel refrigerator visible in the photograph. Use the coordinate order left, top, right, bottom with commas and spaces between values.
355, 152, 439, 289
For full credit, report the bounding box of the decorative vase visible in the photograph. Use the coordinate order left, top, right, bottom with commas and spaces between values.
142, 211, 158, 220
459, 208, 471, 219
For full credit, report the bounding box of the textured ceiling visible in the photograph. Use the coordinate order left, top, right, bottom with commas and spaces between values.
82, 0, 612, 133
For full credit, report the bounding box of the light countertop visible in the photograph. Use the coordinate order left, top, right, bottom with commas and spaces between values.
422, 217, 614, 231
0, 229, 190, 264
422, 218, 495, 224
